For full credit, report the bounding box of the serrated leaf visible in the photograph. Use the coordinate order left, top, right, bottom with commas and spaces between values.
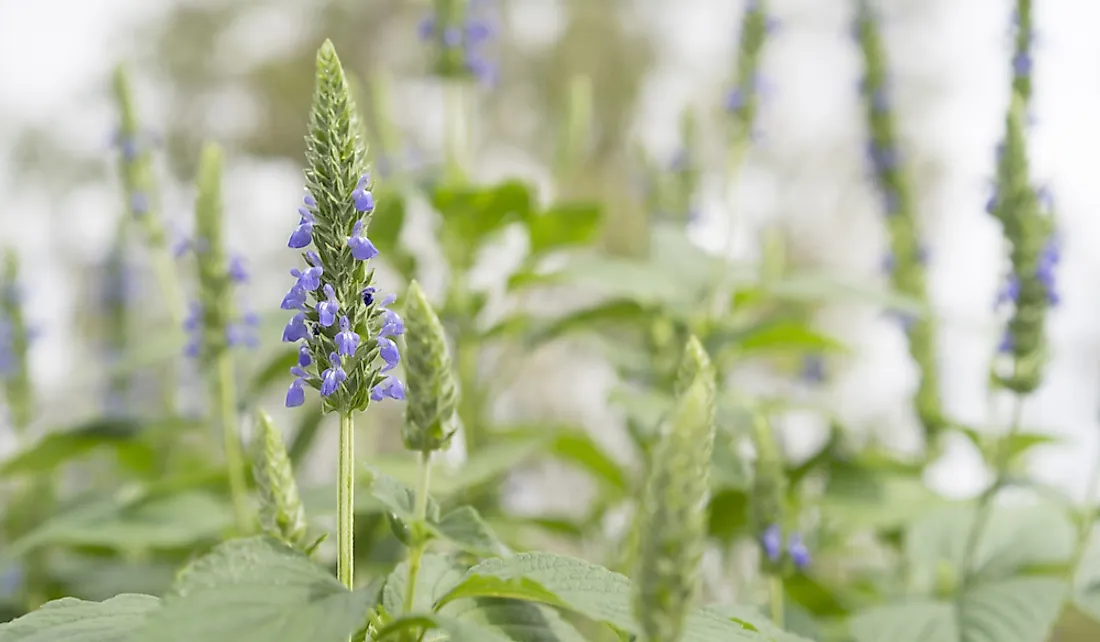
383, 554, 467, 616
364, 466, 442, 523
525, 202, 602, 255
849, 577, 1068, 642
0, 594, 159, 642
449, 599, 588, 642
431, 507, 509, 557
138, 536, 377, 642
436, 553, 769, 640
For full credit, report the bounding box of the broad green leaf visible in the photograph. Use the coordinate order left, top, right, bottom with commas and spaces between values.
446, 599, 588, 642
820, 465, 947, 533
0, 420, 140, 477
1074, 532, 1100, 623
431, 507, 510, 557
2, 490, 232, 563
525, 202, 602, 255
906, 502, 1075, 590
383, 554, 467, 616
723, 320, 848, 356
953, 424, 1059, 467
364, 468, 506, 556
756, 274, 926, 316
701, 604, 815, 642
849, 577, 1069, 642
50, 556, 177, 602
438, 553, 769, 640
138, 536, 377, 642
372, 614, 514, 642
433, 180, 532, 267
0, 594, 159, 642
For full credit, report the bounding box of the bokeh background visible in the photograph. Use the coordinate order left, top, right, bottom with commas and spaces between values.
2, 0, 1100, 636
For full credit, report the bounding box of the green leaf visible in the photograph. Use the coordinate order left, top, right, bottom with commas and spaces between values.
383, 554, 466, 616
0, 594, 159, 642
430, 507, 510, 557
953, 424, 1059, 467
905, 502, 1074, 589
363, 467, 506, 556
2, 490, 232, 563
436, 553, 769, 640
432, 180, 532, 267
241, 347, 296, 406
724, 320, 848, 356
756, 274, 926, 316
525, 202, 602, 256
138, 536, 378, 642
446, 600, 588, 642
849, 577, 1069, 642
527, 300, 652, 346
372, 614, 514, 642
700, 604, 815, 642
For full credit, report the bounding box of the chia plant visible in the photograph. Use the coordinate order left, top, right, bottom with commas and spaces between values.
417, 0, 498, 86
99, 239, 135, 417
852, 0, 946, 448
252, 411, 310, 551
0, 251, 34, 435
182, 143, 254, 533
110, 64, 186, 410
724, 0, 774, 162
279, 40, 406, 590
959, 0, 1057, 592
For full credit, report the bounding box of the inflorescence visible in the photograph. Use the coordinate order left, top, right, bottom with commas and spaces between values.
418, 0, 498, 86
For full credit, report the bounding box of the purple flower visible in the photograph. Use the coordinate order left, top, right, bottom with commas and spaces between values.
999, 329, 1014, 354
290, 252, 324, 291
352, 174, 374, 213
1013, 52, 1032, 78
336, 316, 360, 357
379, 296, 405, 337
378, 336, 400, 372
418, 15, 436, 40
371, 375, 406, 402
304, 193, 316, 207
317, 284, 339, 327
228, 254, 249, 283
361, 286, 376, 307
996, 275, 1020, 308
788, 533, 811, 569
348, 220, 379, 261
288, 207, 315, 249
321, 352, 347, 396
761, 524, 782, 562
280, 286, 307, 311
282, 312, 309, 342
298, 344, 312, 367
285, 366, 310, 407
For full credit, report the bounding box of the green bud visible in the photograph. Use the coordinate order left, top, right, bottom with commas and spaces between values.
111, 63, 166, 247
252, 411, 309, 549
0, 250, 33, 433
633, 336, 717, 642
402, 280, 459, 452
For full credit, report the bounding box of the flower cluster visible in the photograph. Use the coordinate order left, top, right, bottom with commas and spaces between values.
986, 2, 1056, 394
418, 0, 497, 86
724, 0, 777, 142
281, 177, 406, 409
761, 524, 811, 570
179, 248, 259, 357
0, 252, 34, 432
853, 1, 944, 440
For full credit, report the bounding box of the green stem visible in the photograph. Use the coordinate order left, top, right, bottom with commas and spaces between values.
768, 574, 785, 626
959, 393, 1025, 586
338, 411, 356, 590
706, 135, 751, 319
1070, 444, 1100, 581
216, 352, 250, 534
403, 450, 433, 620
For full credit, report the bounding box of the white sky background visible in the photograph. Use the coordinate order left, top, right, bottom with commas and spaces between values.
2, 0, 1100, 504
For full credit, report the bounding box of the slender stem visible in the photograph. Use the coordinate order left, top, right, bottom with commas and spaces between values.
768, 574, 785, 626
338, 411, 356, 590
960, 393, 1025, 586
403, 450, 433, 618
216, 352, 250, 533
1070, 445, 1100, 581
443, 80, 466, 183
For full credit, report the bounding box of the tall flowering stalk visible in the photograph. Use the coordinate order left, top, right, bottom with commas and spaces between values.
280, 41, 405, 591
111, 64, 185, 411
853, 0, 945, 447
100, 238, 135, 417
749, 410, 809, 625
0, 251, 33, 435
632, 337, 717, 642
184, 143, 253, 533
960, 0, 1056, 589
398, 281, 459, 632
418, 0, 497, 180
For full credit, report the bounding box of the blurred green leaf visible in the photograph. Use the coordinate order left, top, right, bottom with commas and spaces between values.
953, 424, 1060, 467
528, 300, 651, 346
431, 507, 510, 557
369, 187, 416, 279
525, 201, 602, 255
242, 347, 296, 406
136, 536, 377, 642
0, 419, 143, 477
0, 594, 160, 642
849, 577, 1068, 642
432, 180, 532, 268
725, 320, 848, 356
754, 274, 927, 316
